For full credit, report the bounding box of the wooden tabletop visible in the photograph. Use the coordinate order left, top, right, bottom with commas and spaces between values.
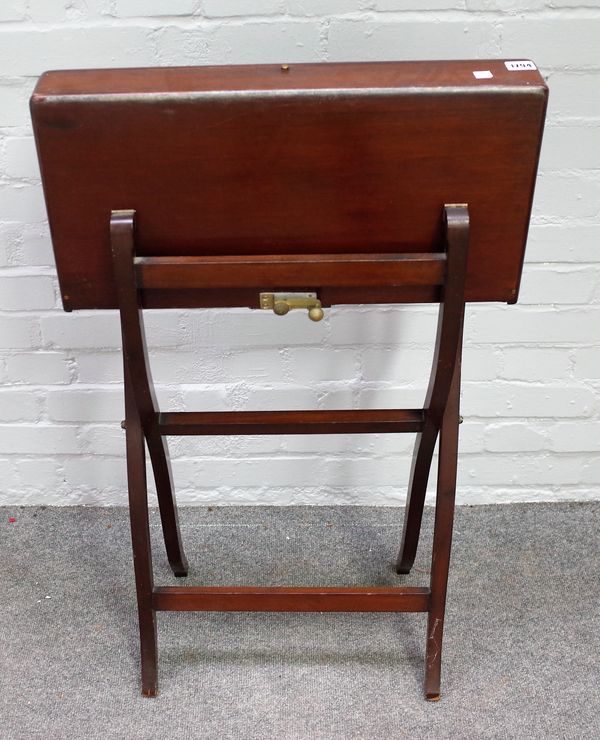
31, 61, 548, 310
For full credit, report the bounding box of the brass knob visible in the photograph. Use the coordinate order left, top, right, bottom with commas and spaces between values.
308, 306, 324, 322
273, 300, 291, 316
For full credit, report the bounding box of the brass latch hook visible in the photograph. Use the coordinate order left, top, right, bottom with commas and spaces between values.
260, 292, 324, 322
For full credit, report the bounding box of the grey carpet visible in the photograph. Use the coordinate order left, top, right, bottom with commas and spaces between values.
1, 503, 598, 739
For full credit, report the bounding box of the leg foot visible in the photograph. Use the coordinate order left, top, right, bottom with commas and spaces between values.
424, 612, 444, 700
139, 606, 158, 698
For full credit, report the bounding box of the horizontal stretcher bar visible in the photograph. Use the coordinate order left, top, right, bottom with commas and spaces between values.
152, 586, 430, 613
135, 252, 446, 289
157, 409, 425, 436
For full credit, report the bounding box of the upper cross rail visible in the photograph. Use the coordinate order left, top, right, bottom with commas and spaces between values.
135, 253, 447, 290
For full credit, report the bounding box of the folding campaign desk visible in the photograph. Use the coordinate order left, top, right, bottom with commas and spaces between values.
31, 60, 547, 700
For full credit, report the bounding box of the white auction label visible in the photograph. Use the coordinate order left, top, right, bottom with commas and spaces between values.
505, 60, 537, 71
473, 70, 493, 79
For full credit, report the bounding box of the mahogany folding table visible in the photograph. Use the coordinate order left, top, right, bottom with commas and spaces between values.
31, 60, 547, 699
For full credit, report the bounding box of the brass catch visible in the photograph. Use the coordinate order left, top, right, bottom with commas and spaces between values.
260, 292, 324, 322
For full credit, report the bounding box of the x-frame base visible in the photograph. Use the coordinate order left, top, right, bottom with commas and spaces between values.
112, 204, 469, 701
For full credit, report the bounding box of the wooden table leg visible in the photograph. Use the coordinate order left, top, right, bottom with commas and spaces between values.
124, 365, 158, 697
111, 210, 188, 579
396, 426, 438, 574
146, 428, 189, 577
397, 204, 469, 576
424, 348, 461, 701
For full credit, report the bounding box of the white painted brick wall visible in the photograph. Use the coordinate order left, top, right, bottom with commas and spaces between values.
0, 1, 598, 507
115, 0, 197, 18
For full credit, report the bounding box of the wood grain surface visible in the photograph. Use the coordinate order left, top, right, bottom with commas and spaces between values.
31, 60, 547, 309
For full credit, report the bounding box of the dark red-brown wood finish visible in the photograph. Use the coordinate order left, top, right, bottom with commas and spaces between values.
31, 60, 547, 310
111, 212, 188, 579
30, 61, 547, 701
397, 206, 469, 576
106, 203, 469, 699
